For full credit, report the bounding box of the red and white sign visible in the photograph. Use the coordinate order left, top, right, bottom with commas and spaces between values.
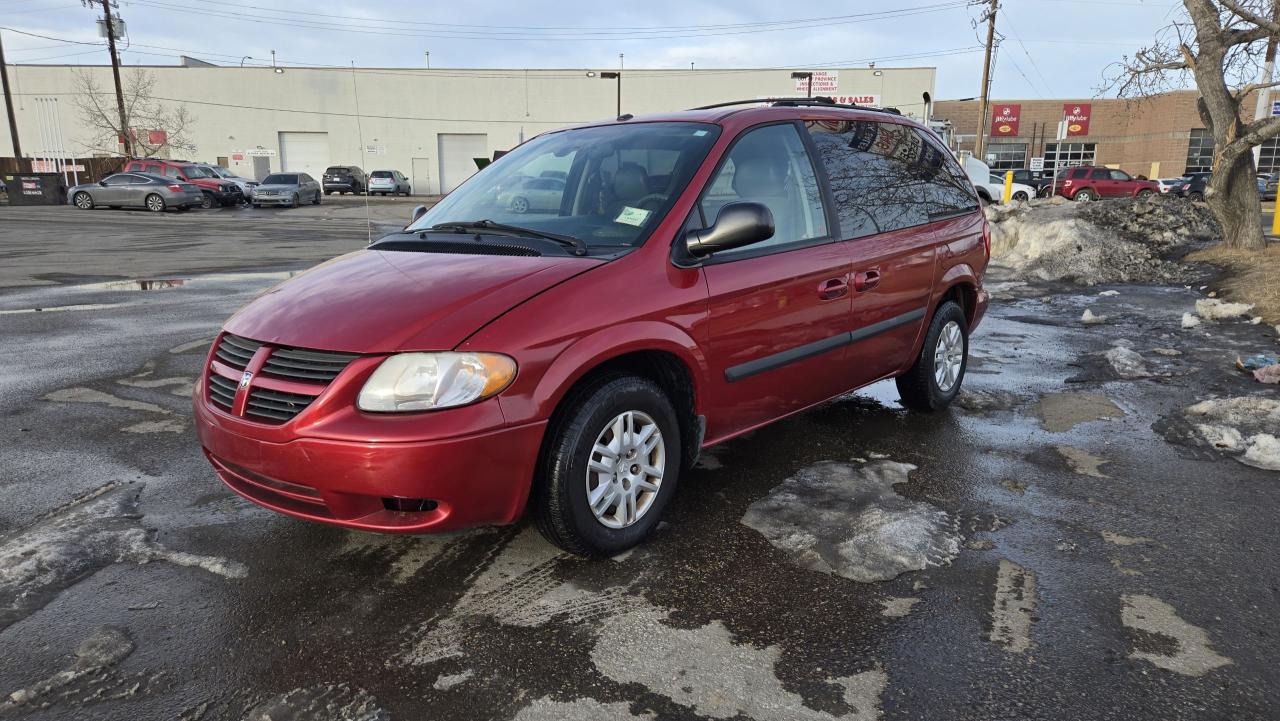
794, 70, 839, 94
991, 104, 1021, 136
1064, 103, 1091, 136
147, 130, 168, 145
231, 153, 245, 161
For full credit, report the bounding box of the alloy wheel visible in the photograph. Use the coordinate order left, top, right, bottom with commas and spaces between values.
74, 192, 92, 209
511, 197, 529, 213
933, 321, 964, 393
585, 410, 665, 529
146, 195, 164, 212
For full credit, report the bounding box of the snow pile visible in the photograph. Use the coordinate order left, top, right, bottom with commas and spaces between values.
741, 460, 961, 582
1081, 309, 1107, 325
1195, 298, 1254, 321
1183, 397, 1280, 471
1104, 346, 1152, 379
987, 197, 1218, 284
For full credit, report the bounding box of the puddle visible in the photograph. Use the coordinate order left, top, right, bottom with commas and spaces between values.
740, 460, 961, 583
1031, 392, 1124, 433
73, 271, 297, 292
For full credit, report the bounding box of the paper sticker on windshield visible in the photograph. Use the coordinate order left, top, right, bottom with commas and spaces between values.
615, 206, 652, 226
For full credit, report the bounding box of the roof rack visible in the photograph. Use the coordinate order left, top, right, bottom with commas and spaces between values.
690, 96, 902, 116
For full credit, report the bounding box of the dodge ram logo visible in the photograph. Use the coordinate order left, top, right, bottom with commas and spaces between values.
239, 371, 253, 389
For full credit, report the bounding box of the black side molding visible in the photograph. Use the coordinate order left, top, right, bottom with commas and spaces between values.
724, 308, 926, 382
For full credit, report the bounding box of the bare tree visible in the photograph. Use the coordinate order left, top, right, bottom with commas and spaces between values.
71, 68, 193, 159
1107, 0, 1280, 249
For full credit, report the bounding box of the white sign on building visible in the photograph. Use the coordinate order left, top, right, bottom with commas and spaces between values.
794, 70, 839, 94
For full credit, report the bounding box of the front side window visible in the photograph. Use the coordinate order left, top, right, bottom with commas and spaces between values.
408, 122, 722, 252
697, 123, 827, 256
163, 166, 181, 178
1110, 169, 1131, 181
806, 120, 973, 238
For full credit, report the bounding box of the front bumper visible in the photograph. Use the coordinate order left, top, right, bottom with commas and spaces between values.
193, 382, 546, 533
252, 194, 300, 205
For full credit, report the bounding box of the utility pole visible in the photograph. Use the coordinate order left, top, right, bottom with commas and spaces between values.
0, 30, 22, 158
974, 0, 999, 161
1252, 0, 1280, 168
99, 0, 132, 157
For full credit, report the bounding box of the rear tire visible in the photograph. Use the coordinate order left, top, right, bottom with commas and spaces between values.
312, 192, 321, 205
1189, 191, 1204, 202
290, 193, 299, 208
1012, 191, 1028, 201
1075, 189, 1096, 202
1136, 189, 1154, 199
199, 192, 214, 210
896, 301, 968, 411
532, 374, 681, 557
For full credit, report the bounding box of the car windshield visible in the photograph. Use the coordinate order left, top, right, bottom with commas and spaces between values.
262, 174, 298, 185
183, 166, 215, 178
407, 122, 722, 250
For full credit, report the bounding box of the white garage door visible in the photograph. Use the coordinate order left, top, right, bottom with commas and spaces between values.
278, 132, 330, 182
438, 134, 487, 194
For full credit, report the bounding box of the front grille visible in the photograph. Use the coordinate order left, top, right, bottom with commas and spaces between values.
245, 387, 315, 422
261, 346, 359, 382
208, 373, 237, 412
215, 334, 261, 369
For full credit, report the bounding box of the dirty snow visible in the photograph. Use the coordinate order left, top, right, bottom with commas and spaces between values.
1181, 313, 1202, 329
1180, 397, 1280, 471
1121, 594, 1232, 676
740, 461, 960, 583
1081, 309, 1108, 325
990, 560, 1038, 653
879, 596, 920, 618
590, 605, 886, 720
513, 697, 655, 721
243, 684, 390, 721
1103, 346, 1152, 379
0, 485, 246, 631
1194, 298, 1254, 321
955, 388, 1025, 413
1, 626, 134, 710
986, 198, 1216, 285
431, 670, 474, 691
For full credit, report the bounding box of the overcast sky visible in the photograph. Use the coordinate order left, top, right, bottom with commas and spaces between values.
3, 0, 1185, 100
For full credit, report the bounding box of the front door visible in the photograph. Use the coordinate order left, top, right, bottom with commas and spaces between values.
698, 122, 852, 440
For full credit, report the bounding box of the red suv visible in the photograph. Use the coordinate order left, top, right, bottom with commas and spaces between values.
193, 100, 990, 556
1055, 165, 1158, 202
123, 159, 243, 208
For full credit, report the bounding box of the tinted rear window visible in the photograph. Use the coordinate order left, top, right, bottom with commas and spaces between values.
326, 167, 351, 175
371, 171, 393, 178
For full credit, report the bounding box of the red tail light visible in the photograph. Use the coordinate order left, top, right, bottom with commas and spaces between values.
168, 184, 182, 192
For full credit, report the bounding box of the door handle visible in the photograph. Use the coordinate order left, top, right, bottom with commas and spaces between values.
817, 278, 849, 300
854, 269, 881, 292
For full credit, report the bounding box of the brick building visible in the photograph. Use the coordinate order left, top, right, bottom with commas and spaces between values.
934, 91, 1277, 179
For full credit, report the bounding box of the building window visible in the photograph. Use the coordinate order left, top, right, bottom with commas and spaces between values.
1044, 142, 1096, 172
1185, 129, 1214, 174
1258, 137, 1280, 175
986, 143, 1027, 170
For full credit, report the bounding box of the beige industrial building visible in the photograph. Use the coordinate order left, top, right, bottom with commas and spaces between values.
1, 63, 936, 194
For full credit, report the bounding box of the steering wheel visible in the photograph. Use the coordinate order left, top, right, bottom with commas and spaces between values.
630, 193, 668, 212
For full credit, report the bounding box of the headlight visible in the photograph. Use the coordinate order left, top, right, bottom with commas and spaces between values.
357, 352, 516, 412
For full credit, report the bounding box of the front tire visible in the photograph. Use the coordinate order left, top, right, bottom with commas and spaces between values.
511, 196, 530, 214
73, 192, 94, 210
290, 193, 300, 208
1189, 191, 1204, 202
145, 194, 166, 213
312, 191, 321, 205
896, 301, 968, 411
533, 374, 681, 557
1013, 191, 1028, 201
199, 192, 214, 210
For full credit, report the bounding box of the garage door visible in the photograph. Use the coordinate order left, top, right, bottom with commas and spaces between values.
438, 134, 487, 194
278, 132, 330, 183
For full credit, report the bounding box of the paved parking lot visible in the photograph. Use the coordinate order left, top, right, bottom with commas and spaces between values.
0, 204, 1277, 720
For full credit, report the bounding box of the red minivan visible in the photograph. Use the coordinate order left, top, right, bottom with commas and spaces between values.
193, 99, 990, 556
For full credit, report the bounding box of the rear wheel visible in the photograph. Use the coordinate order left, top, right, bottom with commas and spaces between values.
1074, 189, 1096, 202
199, 192, 214, 210
1136, 189, 1154, 200
73, 191, 94, 210
312, 191, 321, 205
511, 196, 530, 213
1189, 191, 1204, 202
532, 374, 681, 557
145, 194, 166, 213
896, 301, 968, 411
1012, 191, 1029, 201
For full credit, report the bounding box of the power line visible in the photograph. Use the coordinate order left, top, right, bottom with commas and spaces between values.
999, 13, 1054, 96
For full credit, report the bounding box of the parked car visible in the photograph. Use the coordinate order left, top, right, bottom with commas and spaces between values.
1054, 166, 1159, 201
368, 170, 411, 196
203, 164, 258, 198
497, 175, 568, 213
1154, 177, 1184, 194
250, 173, 322, 207
985, 173, 1037, 202
67, 172, 202, 212
193, 101, 989, 556
1177, 172, 1210, 201
323, 166, 367, 195
122, 159, 242, 208
962, 157, 1033, 203
1265, 174, 1279, 201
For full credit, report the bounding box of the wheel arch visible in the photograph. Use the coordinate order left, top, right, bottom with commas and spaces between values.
934, 266, 979, 329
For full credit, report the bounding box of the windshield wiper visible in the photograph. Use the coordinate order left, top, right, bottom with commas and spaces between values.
430, 220, 588, 256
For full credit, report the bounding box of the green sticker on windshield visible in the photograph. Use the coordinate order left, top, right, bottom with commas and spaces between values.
615, 206, 652, 227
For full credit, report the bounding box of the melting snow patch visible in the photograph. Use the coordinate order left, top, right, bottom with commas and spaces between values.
1103, 346, 1152, 379
1121, 594, 1232, 676
431, 669, 474, 691
0, 485, 246, 631
591, 605, 886, 720
1, 626, 140, 712
244, 684, 390, 721
513, 697, 655, 721
1181, 397, 1280, 471
1195, 298, 1254, 321
1081, 309, 1107, 325
740, 461, 961, 583
1055, 446, 1111, 478
1181, 313, 1202, 329
990, 560, 1037, 653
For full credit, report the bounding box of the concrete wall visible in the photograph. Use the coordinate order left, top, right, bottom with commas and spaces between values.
2, 64, 935, 194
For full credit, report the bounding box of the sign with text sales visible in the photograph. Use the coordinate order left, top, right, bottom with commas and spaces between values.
991, 104, 1021, 136
1064, 103, 1091, 136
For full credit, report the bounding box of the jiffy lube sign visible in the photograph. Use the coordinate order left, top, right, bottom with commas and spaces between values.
1064, 103, 1091, 136
991, 104, 1021, 136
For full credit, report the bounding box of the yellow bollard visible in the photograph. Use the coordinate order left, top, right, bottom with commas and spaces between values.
1002, 171, 1014, 204
1271, 197, 1280, 237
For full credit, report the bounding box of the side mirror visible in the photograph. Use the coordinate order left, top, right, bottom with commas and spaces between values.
98, 181, 108, 186
411, 204, 428, 223
684, 202, 775, 258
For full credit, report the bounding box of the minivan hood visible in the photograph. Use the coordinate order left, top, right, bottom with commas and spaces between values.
223, 246, 602, 353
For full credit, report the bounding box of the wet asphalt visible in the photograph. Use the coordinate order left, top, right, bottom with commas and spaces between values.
0, 204, 1277, 720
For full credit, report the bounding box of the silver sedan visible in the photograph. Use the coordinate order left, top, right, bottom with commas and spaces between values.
66, 172, 204, 212
250, 172, 322, 208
